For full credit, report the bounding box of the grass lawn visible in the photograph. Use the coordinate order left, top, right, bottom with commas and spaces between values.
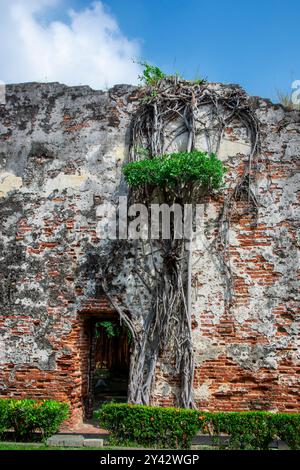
0, 442, 217, 451
0, 442, 117, 451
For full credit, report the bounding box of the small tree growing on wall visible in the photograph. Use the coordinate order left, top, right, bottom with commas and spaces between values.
99, 65, 260, 408
121, 150, 226, 407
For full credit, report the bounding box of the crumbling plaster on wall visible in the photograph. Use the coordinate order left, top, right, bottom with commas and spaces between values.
0, 81, 299, 416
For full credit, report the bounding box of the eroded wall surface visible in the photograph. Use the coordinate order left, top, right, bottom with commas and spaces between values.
0, 82, 299, 423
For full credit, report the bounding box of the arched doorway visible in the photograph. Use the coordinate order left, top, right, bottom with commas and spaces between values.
92, 318, 131, 410
83, 312, 130, 417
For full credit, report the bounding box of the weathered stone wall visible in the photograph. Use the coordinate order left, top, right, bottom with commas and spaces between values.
0, 82, 140, 424
0, 82, 299, 423
154, 99, 300, 412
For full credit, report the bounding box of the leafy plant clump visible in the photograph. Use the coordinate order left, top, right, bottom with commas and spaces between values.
96, 320, 119, 338
137, 60, 206, 88
205, 411, 300, 450
96, 403, 300, 450
0, 398, 69, 441
96, 403, 199, 449
96, 321, 132, 342
138, 60, 166, 86
123, 150, 226, 191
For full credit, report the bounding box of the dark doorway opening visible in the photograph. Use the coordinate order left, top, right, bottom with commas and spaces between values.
86, 315, 130, 416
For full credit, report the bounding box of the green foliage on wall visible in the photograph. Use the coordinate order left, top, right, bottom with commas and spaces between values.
96, 321, 119, 338
96, 321, 132, 343
137, 61, 166, 86
123, 150, 226, 191
137, 60, 206, 87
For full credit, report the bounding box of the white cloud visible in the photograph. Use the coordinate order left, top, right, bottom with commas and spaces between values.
0, 0, 141, 89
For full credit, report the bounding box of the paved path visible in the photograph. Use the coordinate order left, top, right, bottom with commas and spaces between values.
61, 420, 109, 436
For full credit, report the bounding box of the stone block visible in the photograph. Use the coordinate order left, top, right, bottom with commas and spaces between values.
47, 435, 84, 447
83, 439, 104, 448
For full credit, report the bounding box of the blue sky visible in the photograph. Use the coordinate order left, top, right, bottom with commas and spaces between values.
1, 0, 299, 101
79, 0, 300, 100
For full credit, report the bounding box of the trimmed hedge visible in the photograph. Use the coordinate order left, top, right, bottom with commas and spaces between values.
0, 399, 70, 441
96, 403, 300, 450
96, 403, 199, 449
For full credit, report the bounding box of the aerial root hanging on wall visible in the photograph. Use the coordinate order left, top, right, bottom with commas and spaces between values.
100, 237, 195, 408
102, 77, 260, 409
130, 77, 261, 302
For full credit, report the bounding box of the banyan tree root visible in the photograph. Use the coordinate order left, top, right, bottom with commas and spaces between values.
101, 236, 195, 408
130, 77, 260, 303
102, 77, 260, 409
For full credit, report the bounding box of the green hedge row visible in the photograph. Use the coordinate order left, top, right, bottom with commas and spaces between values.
96, 403, 300, 450
0, 399, 69, 441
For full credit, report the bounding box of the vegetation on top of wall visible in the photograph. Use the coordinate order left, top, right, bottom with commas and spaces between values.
96, 403, 300, 450
137, 61, 166, 86
137, 60, 206, 87
0, 399, 69, 441
122, 150, 226, 192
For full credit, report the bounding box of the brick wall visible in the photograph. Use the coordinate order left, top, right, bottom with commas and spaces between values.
0, 82, 299, 424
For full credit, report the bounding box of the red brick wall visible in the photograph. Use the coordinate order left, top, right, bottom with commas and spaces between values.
0, 82, 299, 425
